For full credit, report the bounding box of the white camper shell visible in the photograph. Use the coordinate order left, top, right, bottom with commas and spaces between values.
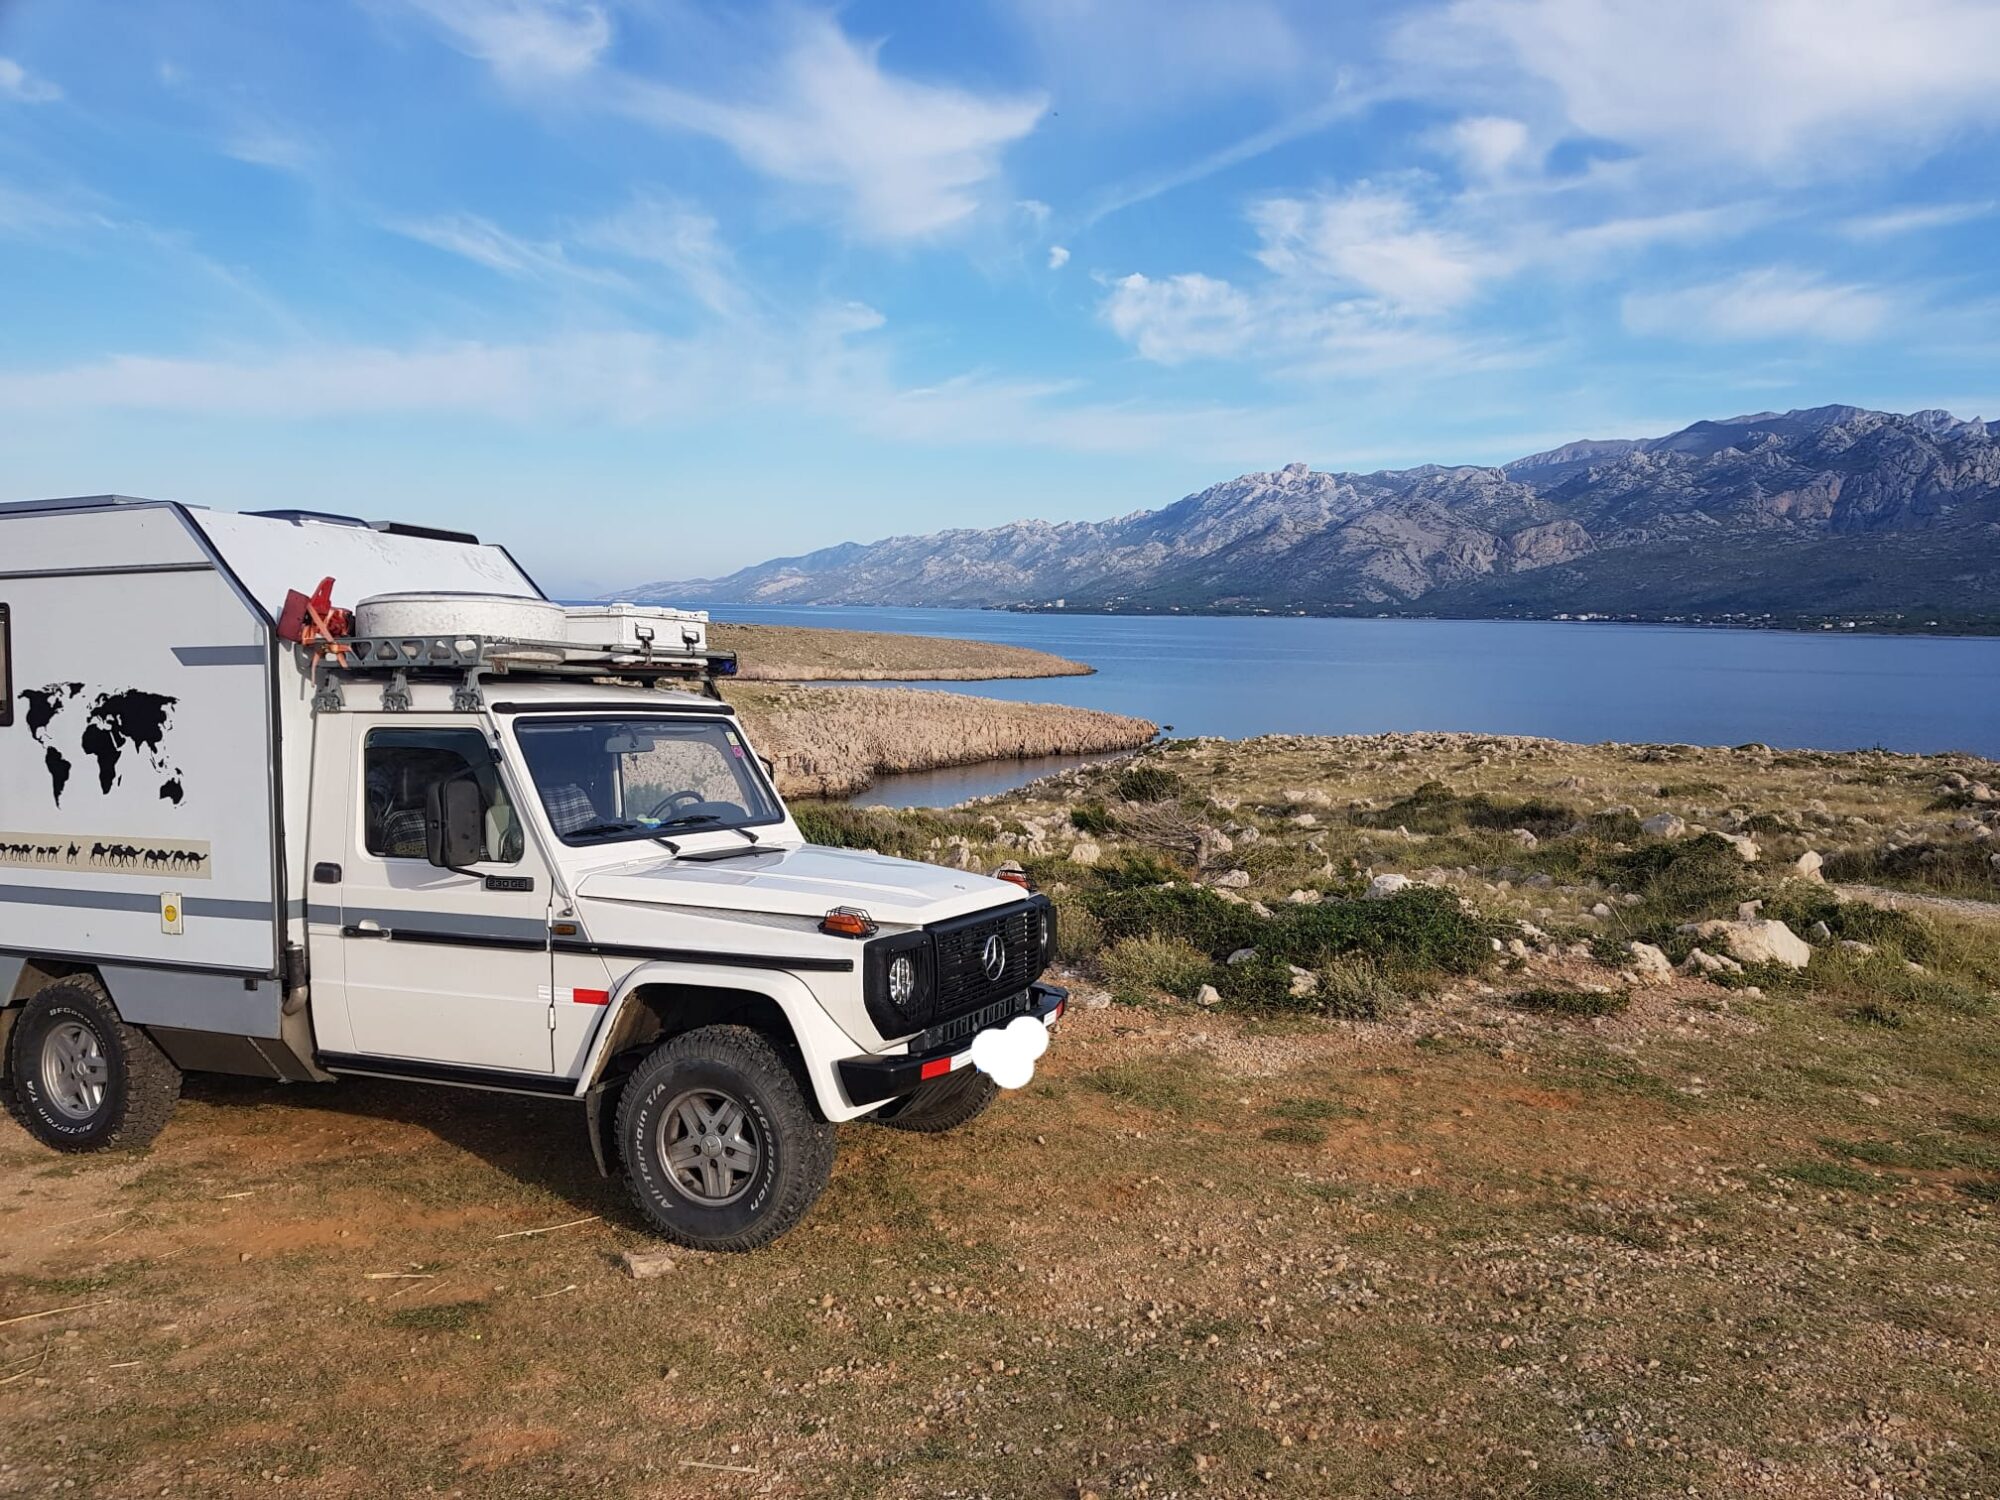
0, 497, 1064, 1250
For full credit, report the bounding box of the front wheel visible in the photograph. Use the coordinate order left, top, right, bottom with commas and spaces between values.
3, 976, 181, 1152
615, 1025, 834, 1251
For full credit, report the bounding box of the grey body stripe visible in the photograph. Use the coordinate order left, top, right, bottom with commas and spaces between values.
0, 561, 214, 581
0, 886, 275, 921
172, 645, 266, 666
331, 905, 552, 942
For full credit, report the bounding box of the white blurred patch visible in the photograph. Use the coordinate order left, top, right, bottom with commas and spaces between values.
968, 1015, 1050, 1090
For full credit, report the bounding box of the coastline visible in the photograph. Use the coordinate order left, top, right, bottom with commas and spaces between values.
725, 682, 1157, 799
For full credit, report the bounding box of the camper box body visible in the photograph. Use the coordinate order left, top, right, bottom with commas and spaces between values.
0, 497, 539, 1072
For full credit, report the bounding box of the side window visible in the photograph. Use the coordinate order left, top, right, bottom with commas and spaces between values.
363, 728, 522, 864
0, 603, 12, 728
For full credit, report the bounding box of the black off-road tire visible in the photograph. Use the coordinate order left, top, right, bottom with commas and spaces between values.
615, 1024, 834, 1252
2, 976, 181, 1152
873, 1067, 998, 1134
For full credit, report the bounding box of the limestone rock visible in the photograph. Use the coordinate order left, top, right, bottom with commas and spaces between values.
1365, 873, 1412, 899
1641, 813, 1686, 838
1069, 840, 1101, 867
1287, 965, 1319, 998
1209, 868, 1252, 889
1792, 850, 1824, 882
1717, 832, 1761, 863
1226, 947, 1258, 966
1627, 942, 1675, 981
1194, 983, 1221, 1008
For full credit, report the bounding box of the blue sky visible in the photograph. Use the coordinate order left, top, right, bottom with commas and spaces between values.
2, 0, 1998, 594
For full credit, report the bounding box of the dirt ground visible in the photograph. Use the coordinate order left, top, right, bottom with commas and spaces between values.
3, 967, 1995, 1499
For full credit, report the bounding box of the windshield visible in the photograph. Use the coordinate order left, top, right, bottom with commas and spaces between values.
512, 715, 783, 846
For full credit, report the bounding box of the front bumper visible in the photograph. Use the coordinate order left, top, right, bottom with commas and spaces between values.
837, 982, 1068, 1108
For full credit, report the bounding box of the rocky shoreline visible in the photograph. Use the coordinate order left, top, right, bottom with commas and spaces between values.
727, 682, 1157, 798
712, 621, 1091, 681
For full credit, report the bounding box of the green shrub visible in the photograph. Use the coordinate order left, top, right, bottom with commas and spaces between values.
1824, 839, 2000, 897
1762, 886, 1937, 962
792, 803, 964, 861
1069, 801, 1117, 835
1114, 764, 1184, 803
1585, 809, 1644, 842
1212, 951, 1315, 1011
1607, 833, 1751, 922
1263, 888, 1493, 975
1353, 780, 1578, 840
1094, 849, 1192, 889
1316, 955, 1403, 1020
1510, 986, 1629, 1019
1097, 934, 1214, 1003
1085, 883, 1265, 956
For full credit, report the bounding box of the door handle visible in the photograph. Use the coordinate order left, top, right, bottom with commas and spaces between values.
342, 920, 387, 939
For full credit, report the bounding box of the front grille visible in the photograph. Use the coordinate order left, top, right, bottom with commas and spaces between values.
932, 903, 1042, 1021
862, 896, 1051, 1042
918, 991, 1030, 1052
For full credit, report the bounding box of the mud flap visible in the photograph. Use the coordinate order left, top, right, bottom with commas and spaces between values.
583, 1076, 619, 1178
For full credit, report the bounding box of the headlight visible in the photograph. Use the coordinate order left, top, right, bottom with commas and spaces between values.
863, 934, 934, 1038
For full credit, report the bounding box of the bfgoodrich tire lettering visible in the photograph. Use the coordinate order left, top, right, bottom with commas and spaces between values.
873, 1067, 997, 1134
616, 1024, 834, 1252
2, 976, 182, 1152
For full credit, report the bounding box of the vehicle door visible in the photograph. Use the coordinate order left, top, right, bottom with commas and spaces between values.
331, 721, 555, 1074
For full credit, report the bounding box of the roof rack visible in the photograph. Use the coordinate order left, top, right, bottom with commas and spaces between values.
308, 632, 738, 714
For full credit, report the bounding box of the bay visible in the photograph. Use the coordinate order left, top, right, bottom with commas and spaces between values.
711, 606, 2000, 804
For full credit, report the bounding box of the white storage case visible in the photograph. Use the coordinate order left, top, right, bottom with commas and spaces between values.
565, 603, 709, 656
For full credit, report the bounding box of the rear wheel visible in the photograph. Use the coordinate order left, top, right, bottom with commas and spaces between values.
873, 1067, 998, 1134
3, 977, 181, 1152
615, 1025, 833, 1251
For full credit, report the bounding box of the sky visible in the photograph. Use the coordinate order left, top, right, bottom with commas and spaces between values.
2, 0, 1998, 595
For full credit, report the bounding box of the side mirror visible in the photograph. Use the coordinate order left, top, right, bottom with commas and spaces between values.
425, 777, 487, 870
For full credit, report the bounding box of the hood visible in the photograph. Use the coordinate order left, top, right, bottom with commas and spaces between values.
575, 842, 1020, 927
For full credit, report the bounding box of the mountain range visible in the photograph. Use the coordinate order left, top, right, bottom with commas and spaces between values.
616, 405, 2000, 626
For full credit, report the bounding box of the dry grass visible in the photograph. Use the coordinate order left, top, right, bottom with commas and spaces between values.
3, 987, 1996, 1499
711, 622, 1091, 682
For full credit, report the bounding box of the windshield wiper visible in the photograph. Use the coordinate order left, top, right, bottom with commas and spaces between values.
656, 813, 725, 830
564, 819, 647, 842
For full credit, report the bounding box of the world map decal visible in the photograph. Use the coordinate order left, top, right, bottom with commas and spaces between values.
18, 683, 186, 808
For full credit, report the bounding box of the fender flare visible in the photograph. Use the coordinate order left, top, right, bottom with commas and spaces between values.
570, 960, 877, 1123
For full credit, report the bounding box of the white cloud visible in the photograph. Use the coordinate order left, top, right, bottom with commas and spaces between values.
1251, 184, 1500, 313
0, 56, 62, 103
1841, 201, 1996, 239
610, 15, 1044, 241
387, 212, 627, 291
1047, 244, 1070, 270
1016, 198, 1052, 226
404, 0, 610, 82
1622, 268, 1897, 342
1407, 0, 2000, 173
1098, 268, 1514, 377
1102, 273, 1260, 363
1447, 115, 1532, 179
576, 196, 748, 317
0, 320, 1300, 465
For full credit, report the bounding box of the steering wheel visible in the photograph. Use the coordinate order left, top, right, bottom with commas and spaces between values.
645, 789, 705, 822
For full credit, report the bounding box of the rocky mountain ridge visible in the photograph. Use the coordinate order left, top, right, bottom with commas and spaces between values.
617, 405, 2000, 622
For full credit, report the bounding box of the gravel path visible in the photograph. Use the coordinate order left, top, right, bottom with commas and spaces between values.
1836, 882, 2000, 922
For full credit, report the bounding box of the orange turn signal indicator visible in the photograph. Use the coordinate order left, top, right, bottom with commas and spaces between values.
820, 907, 877, 938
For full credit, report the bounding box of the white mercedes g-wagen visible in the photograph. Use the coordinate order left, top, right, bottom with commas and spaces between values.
0, 497, 1063, 1249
